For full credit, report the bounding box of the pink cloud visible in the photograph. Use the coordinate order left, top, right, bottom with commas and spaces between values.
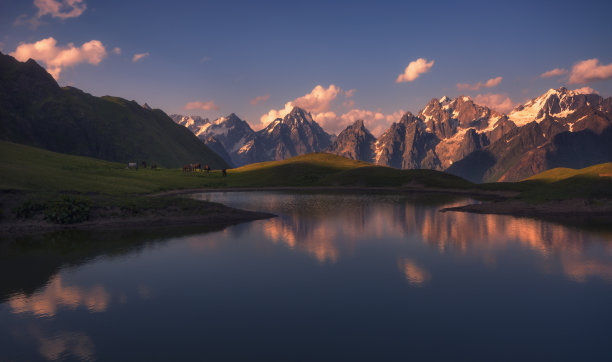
185, 101, 219, 111
259, 84, 345, 128
132, 52, 149, 62
457, 76, 503, 91
572, 86, 598, 95
250, 94, 270, 105
112, 47, 121, 55
34, 0, 86, 19
568, 58, 612, 84
396, 58, 434, 83
473, 93, 515, 114
540, 68, 567, 78
339, 109, 405, 137
10, 37, 106, 79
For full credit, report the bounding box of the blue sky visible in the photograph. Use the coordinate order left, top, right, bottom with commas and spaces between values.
2, 0, 612, 135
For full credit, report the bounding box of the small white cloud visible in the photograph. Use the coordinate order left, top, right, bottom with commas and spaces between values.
568, 58, 612, 84
132, 52, 149, 62
250, 94, 270, 105
473, 93, 515, 114
9, 37, 106, 79
396, 58, 434, 83
540, 68, 567, 78
457, 76, 503, 91
185, 101, 219, 111
200, 56, 212, 63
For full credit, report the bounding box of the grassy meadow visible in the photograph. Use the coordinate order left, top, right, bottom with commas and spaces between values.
0, 141, 473, 195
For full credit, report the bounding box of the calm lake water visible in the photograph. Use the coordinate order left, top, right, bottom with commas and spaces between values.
1, 191, 612, 361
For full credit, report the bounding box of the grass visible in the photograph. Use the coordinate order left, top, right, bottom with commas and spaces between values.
525, 163, 612, 182
475, 163, 612, 202
0, 142, 473, 194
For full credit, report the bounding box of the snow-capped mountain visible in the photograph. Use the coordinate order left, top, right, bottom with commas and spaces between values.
508, 87, 610, 127
169, 114, 210, 134
448, 88, 612, 182
171, 113, 255, 166
365, 95, 513, 170
235, 107, 333, 164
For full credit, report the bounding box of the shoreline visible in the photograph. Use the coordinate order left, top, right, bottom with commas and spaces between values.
3, 187, 611, 236
150, 185, 518, 199
440, 198, 612, 225
0, 194, 275, 237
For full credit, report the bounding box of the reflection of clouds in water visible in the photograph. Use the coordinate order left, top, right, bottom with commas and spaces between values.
193, 192, 612, 283
561, 256, 612, 283
398, 258, 431, 286
9, 275, 110, 317
262, 217, 339, 263
36, 330, 95, 361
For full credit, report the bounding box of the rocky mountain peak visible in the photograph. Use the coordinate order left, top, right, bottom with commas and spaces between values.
509, 87, 604, 127
399, 111, 421, 125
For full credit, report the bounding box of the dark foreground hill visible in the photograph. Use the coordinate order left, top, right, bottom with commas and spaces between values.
0, 52, 227, 169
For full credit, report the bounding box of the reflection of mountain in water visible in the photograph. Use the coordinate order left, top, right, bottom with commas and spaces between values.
247, 196, 612, 283
0, 224, 229, 302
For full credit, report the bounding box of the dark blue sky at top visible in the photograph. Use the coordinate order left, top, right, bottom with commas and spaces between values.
1, 0, 612, 133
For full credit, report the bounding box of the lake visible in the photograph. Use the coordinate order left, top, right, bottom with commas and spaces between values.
1, 191, 612, 361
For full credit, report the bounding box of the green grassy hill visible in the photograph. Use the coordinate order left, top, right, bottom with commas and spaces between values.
525, 163, 612, 182
514, 163, 612, 201
0, 52, 227, 169
0, 143, 472, 194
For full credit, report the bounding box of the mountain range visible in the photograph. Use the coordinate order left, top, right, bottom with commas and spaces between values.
3, 50, 610, 182
0, 52, 228, 169
174, 88, 612, 182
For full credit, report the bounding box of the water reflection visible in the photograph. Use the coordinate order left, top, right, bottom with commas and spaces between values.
9, 275, 110, 317
2, 191, 612, 360
198, 192, 612, 284
35, 330, 95, 361
397, 258, 431, 286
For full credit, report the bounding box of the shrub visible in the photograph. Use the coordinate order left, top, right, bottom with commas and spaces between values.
13, 199, 46, 218
44, 195, 91, 224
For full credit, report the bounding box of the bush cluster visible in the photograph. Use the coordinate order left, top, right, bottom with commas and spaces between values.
13, 199, 46, 218
44, 195, 91, 224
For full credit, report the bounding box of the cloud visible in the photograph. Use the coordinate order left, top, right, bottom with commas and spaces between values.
9, 37, 106, 79
250, 94, 270, 105
15, 0, 86, 28
34, 0, 86, 19
473, 93, 515, 114
257, 84, 403, 135
396, 58, 434, 83
112, 47, 121, 55
457, 76, 503, 91
572, 86, 598, 95
200, 56, 212, 63
185, 101, 219, 111
259, 84, 345, 128
568, 58, 612, 84
540, 68, 567, 78
338, 109, 405, 137
132, 52, 149, 62
14, 14, 46, 29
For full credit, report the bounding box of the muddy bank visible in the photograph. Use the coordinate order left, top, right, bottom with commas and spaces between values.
440, 198, 612, 226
